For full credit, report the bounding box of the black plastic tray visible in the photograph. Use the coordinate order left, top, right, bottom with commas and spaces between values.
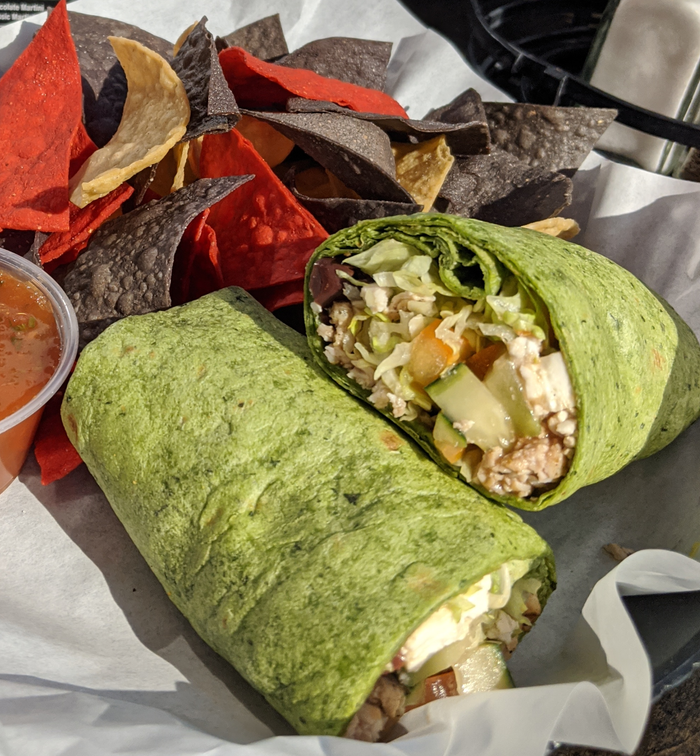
400, 0, 700, 150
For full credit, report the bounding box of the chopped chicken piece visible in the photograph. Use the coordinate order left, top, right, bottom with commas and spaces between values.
361, 285, 393, 314
476, 434, 568, 498
345, 675, 406, 742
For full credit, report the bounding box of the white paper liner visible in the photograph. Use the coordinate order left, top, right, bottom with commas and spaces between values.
2, 1, 700, 755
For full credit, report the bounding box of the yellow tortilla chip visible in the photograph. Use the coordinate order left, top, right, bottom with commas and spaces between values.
150, 141, 190, 197
187, 135, 204, 180
70, 37, 190, 208
392, 135, 454, 212
236, 114, 295, 168
294, 166, 360, 199
523, 217, 580, 240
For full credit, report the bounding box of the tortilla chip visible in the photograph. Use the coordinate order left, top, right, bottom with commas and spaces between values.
437, 152, 573, 226
68, 11, 173, 147
150, 142, 191, 197
0, 0, 82, 232
245, 110, 412, 202
236, 114, 295, 167
173, 21, 198, 56
215, 14, 289, 60
523, 217, 580, 240
219, 46, 408, 117
69, 121, 98, 178
285, 97, 490, 155
199, 128, 328, 290
125, 164, 159, 210
62, 177, 253, 340
393, 135, 454, 211
293, 166, 359, 200
184, 223, 224, 302
484, 103, 617, 176
294, 192, 422, 234
0, 230, 37, 256
171, 208, 216, 304
69, 37, 191, 208
425, 88, 488, 125
34, 391, 83, 485
172, 18, 240, 140
277, 38, 392, 91
186, 135, 204, 179
250, 279, 305, 311
39, 183, 135, 273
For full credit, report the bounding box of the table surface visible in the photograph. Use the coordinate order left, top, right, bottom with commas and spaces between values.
555, 669, 700, 755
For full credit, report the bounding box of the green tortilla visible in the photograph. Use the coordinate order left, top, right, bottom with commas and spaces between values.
62, 287, 554, 736
304, 214, 700, 511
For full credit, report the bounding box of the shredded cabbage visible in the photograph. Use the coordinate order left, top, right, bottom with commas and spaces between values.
374, 341, 412, 381
485, 277, 547, 342
344, 239, 419, 273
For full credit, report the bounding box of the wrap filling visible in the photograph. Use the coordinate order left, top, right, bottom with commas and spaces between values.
345, 557, 547, 741
310, 239, 577, 499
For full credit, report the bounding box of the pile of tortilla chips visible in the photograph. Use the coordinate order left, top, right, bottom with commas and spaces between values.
0, 2, 616, 483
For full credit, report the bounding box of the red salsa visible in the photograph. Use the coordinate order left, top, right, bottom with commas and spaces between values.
1, 270, 60, 492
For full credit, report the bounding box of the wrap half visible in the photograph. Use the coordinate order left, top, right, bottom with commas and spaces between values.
305, 214, 700, 510
62, 288, 555, 739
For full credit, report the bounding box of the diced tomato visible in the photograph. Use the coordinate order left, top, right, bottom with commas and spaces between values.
405, 669, 459, 711
408, 321, 473, 387
465, 342, 507, 381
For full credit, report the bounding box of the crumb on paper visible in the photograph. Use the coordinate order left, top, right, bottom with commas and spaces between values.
603, 543, 636, 562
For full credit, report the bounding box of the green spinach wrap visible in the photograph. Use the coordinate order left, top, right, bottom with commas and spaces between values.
62, 287, 555, 741
305, 214, 700, 511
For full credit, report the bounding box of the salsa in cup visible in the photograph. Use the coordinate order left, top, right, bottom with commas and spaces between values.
0, 250, 78, 493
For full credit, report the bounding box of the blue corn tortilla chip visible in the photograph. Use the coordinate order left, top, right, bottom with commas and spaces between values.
215, 14, 288, 60
172, 18, 240, 140
483, 103, 617, 177
243, 109, 414, 203
436, 151, 572, 226
282, 161, 420, 232
62, 176, 253, 343
425, 88, 487, 125
284, 96, 490, 155
277, 37, 392, 91
68, 11, 174, 147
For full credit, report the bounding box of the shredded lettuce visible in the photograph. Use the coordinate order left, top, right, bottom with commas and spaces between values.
344, 239, 419, 273
336, 269, 370, 288
485, 277, 547, 342
374, 341, 412, 380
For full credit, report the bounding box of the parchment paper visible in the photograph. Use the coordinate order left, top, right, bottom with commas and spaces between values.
1, 2, 700, 755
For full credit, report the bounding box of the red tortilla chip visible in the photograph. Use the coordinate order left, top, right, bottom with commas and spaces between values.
186, 223, 225, 302
39, 183, 135, 273
171, 208, 212, 304
219, 46, 408, 118
200, 128, 328, 289
69, 121, 98, 178
0, 0, 82, 232
251, 279, 305, 311
34, 391, 83, 485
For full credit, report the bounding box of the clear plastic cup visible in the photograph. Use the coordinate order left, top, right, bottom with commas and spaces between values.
0, 249, 79, 494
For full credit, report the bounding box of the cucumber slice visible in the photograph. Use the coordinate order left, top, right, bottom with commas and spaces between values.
425, 363, 515, 451
433, 412, 467, 449
483, 355, 542, 437
453, 642, 514, 693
